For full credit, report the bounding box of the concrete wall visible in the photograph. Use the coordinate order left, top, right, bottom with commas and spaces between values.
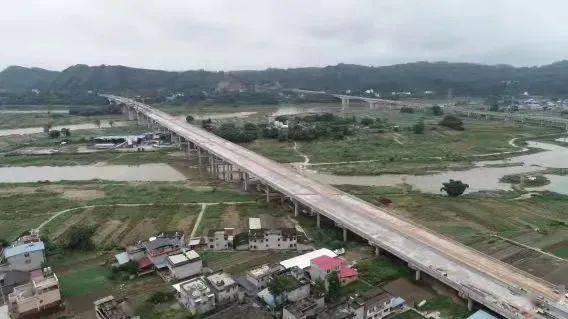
7, 250, 44, 272
249, 233, 297, 250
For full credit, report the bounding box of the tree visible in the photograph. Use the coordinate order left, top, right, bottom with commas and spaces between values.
108, 120, 114, 127
185, 115, 194, 123
360, 117, 374, 126
441, 179, 469, 197
431, 104, 443, 116
439, 115, 464, 130
400, 106, 415, 113
313, 279, 326, 298
326, 271, 341, 301
48, 130, 61, 138
94, 119, 101, 128
268, 275, 297, 297
60, 128, 71, 137
64, 225, 96, 250
413, 120, 425, 134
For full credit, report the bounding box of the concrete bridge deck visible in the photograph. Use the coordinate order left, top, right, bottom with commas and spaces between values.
105, 95, 566, 319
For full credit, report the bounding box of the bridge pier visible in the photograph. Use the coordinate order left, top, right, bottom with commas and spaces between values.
316, 212, 321, 228
341, 98, 350, 107
467, 298, 473, 311
343, 227, 348, 242
293, 200, 299, 217
415, 269, 421, 281
243, 172, 249, 191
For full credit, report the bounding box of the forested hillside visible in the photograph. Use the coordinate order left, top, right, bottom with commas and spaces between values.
1, 61, 568, 96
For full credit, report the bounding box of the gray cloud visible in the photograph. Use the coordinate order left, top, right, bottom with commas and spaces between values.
0, 0, 567, 71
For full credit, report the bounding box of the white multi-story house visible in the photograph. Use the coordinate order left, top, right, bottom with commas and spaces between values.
205, 229, 234, 251
174, 277, 216, 315
166, 250, 202, 280
249, 228, 297, 250
3, 241, 45, 272
205, 272, 240, 305
8, 269, 61, 318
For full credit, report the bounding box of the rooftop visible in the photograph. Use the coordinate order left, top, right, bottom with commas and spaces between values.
3, 241, 45, 258
249, 217, 261, 230
176, 277, 214, 300
279, 248, 336, 269
311, 255, 344, 271
167, 250, 200, 266
206, 272, 235, 291
247, 264, 272, 279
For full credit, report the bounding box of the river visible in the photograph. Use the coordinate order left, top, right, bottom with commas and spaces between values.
0, 163, 187, 183
301, 140, 568, 195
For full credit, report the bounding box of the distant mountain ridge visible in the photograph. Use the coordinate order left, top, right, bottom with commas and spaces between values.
2, 61, 568, 96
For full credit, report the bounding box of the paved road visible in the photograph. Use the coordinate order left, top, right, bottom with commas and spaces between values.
106, 95, 567, 319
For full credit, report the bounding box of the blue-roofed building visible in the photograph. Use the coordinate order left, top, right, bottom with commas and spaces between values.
467, 309, 499, 319
2, 241, 45, 272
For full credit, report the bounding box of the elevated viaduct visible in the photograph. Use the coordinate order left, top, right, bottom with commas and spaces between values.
105, 95, 567, 319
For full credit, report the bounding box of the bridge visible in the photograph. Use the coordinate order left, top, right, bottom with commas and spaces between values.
105, 95, 567, 319
453, 109, 568, 131
291, 89, 421, 108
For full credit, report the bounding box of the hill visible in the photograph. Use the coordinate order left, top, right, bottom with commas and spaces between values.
1, 61, 568, 96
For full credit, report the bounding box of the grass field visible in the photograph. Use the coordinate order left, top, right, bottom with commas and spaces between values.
196, 202, 289, 235
418, 296, 472, 319
0, 111, 123, 129
235, 109, 562, 177
0, 181, 257, 242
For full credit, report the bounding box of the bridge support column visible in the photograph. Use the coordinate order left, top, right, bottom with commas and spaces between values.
316, 213, 321, 228
374, 246, 380, 256
243, 173, 249, 191
467, 298, 473, 311
265, 187, 270, 203
197, 148, 202, 167
415, 269, 421, 281
294, 201, 299, 217
343, 227, 347, 242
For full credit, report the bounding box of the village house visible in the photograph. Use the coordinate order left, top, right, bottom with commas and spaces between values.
257, 267, 311, 307
317, 289, 406, 319
309, 255, 358, 287
245, 264, 280, 290
174, 271, 240, 315
206, 272, 241, 305
166, 250, 202, 280
94, 295, 135, 319
249, 228, 297, 250
205, 229, 235, 251
1, 234, 45, 271
0, 270, 30, 302
174, 276, 217, 315
7, 268, 61, 318
114, 232, 186, 272
282, 296, 325, 319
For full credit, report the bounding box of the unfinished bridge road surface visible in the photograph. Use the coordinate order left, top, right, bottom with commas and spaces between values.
106, 95, 567, 319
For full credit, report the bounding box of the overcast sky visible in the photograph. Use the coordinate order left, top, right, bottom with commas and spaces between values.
1, 0, 567, 71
